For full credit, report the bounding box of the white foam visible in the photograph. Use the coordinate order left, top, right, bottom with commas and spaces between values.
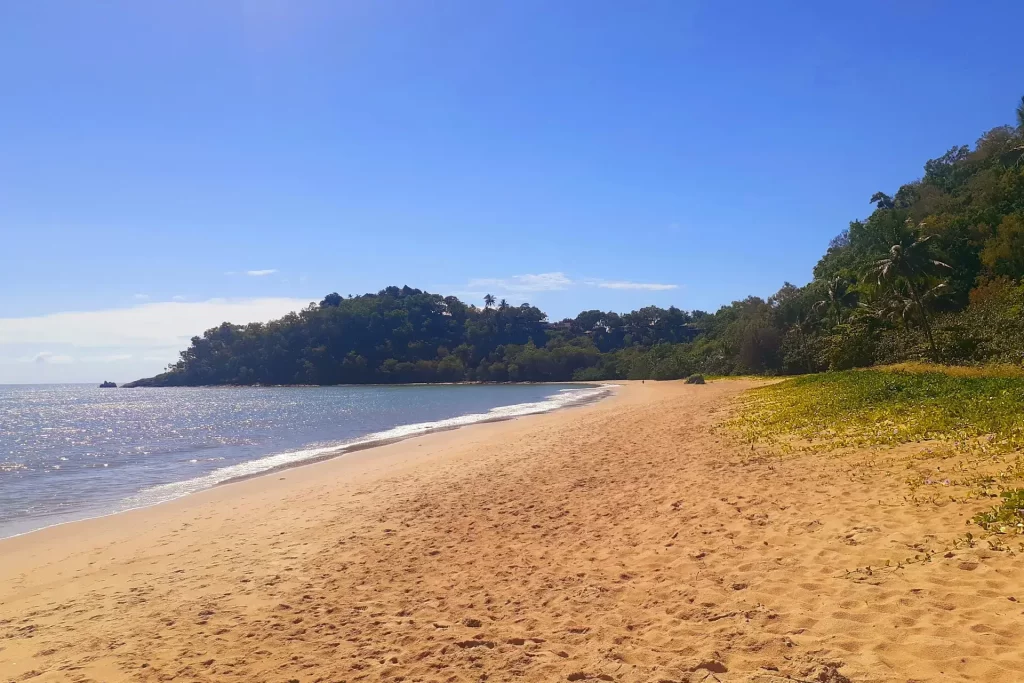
119, 384, 614, 512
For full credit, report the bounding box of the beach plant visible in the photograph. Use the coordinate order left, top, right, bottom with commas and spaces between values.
973, 489, 1024, 534
730, 368, 1024, 455
877, 362, 1024, 379
731, 368, 1024, 535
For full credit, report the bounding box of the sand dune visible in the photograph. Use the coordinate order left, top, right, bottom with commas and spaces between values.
3, 380, 1024, 682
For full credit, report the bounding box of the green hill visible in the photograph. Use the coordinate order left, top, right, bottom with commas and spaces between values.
128, 98, 1024, 387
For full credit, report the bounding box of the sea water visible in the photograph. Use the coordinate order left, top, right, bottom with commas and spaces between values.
0, 383, 609, 539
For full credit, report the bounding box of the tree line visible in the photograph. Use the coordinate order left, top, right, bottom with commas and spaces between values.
126, 97, 1024, 387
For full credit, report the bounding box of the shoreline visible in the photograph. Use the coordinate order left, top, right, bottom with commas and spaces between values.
205, 381, 614, 489
0, 382, 617, 545
118, 379, 608, 389
4, 378, 1023, 682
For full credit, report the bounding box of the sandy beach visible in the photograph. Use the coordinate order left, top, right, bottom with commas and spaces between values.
3, 380, 1024, 682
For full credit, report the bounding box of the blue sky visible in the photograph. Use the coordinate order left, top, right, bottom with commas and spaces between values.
2, 1, 1022, 382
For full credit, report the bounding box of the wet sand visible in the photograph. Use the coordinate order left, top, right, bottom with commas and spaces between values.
2, 380, 1023, 682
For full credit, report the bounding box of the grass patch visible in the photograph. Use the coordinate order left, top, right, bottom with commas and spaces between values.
730, 369, 1024, 454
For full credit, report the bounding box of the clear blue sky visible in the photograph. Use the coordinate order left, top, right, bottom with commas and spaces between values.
2, 1, 1022, 382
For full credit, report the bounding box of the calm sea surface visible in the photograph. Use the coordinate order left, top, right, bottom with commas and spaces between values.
0, 383, 608, 539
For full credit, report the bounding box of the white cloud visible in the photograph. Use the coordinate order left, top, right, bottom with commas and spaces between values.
28, 351, 74, 364
246, 269, 277, 276
461, 272, 678, 295
0, 297, 313, 383
589, 280, 679, 291
171, 295, 186, 301
133, 293, 150, 300
0, 297, 312, 349
467, 272, 574, 293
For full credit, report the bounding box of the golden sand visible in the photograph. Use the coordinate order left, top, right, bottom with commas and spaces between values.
2, 380, 1023, 682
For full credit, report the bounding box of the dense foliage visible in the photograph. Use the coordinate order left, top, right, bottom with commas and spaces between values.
128, 98, 1024, 387
126, 290, 705, 385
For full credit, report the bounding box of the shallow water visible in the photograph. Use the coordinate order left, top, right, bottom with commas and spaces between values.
0, 383, 608, 538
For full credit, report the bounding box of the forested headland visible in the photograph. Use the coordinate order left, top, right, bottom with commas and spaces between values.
127, 98, 1024, 387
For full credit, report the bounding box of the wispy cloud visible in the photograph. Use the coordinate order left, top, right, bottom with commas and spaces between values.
460, 272, 678, 296
133, 293, 150, 300
171, 295, 186, 301
246, 269, 277, 277
467, 272, 574, 293
27, 351, 74, 365
588, 280, 678, 291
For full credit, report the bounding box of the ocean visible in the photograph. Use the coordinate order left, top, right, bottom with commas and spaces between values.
0, 383, 609, 539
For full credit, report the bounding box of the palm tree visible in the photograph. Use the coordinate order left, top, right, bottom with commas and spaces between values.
483, 294, 496, 309
498, 298, 509, 311
878, 294, 915, 332
812, 276, 857, 325
857, 285, 915, 332
866, 223, 950, 361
